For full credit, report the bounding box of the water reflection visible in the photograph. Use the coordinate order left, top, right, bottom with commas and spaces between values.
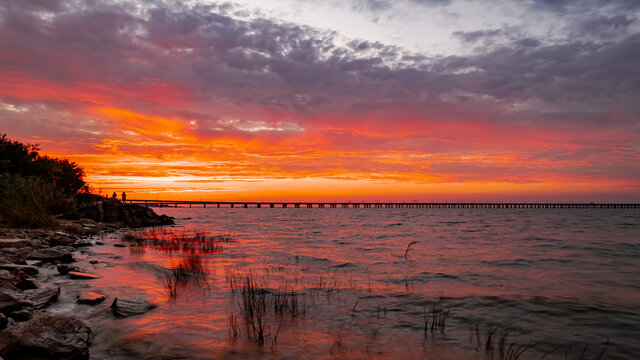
47, 209, 637, 359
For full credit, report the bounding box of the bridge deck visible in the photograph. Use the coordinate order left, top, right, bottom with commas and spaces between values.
125, 200, 640, 209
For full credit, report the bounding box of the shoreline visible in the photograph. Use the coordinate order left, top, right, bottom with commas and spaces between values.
0, 200, 174, 360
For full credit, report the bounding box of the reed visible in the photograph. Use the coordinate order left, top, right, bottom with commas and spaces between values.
404, 241, 418, 260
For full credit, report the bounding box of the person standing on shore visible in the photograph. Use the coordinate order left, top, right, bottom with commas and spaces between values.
121, 192, 127, 203
112, 192, 117, 199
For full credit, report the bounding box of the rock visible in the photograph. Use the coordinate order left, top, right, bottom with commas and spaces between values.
72, 239, 93, 248
0, 312, 90, 360
0, 239, 32, 249
47, 235, 75, 247
95, 241, 104, 245
0, 264, 38, 275
24, 260, 42, 267
28, 246, 74, 263
56, 264, 79, 275
0, 270, 14, 288
0, 313, 6, 330
23, 287, 59, 309
10, 271, 38, 290
0, 249, 31, 264
8, 309, 30, 322
111, 297, 156, 317
113, 243, 126, 247
89, 260, 99, 264
76, 198, 175, 227
0, 288, 28, 314
77, 292, 105, 305
68, 271, 100, 280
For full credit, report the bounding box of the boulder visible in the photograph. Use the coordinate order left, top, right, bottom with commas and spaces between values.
110, 297, 156, 317
77, 292, 105, 305
28, 246, 74, 263
68, 271, 100, 280
0, 312, 90, 360
23, 287, 59, 309
0, 239, 32, 249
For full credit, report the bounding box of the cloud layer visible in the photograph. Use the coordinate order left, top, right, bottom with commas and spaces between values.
1, 0, 638, 200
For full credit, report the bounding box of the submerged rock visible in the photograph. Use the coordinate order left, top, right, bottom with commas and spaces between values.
77, 292, 105, 305
0, 312, 90, 360
28, 246, 74, 263
111, 297, 156, 317
68, 271, 100, 280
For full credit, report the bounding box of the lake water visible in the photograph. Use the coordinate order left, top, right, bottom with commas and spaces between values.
48, 208, 639, 359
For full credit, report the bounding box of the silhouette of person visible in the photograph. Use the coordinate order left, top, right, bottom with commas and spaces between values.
121, 192, 127, 203
112, 192, 117, 199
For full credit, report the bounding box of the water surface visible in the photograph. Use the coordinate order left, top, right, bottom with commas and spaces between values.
49, 208, 639, 359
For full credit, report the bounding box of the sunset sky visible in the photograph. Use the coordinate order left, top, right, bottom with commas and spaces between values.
1, 0, 639, 201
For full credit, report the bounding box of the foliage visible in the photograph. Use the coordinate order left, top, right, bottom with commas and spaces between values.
0, 134, 85, 227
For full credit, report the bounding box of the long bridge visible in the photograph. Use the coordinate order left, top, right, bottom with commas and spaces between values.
126, 200, 640, 209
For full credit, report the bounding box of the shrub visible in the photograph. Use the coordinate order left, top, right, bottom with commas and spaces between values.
0, 134, 85, 227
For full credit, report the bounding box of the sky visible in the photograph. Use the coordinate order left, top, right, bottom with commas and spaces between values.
1, 0, 639, 201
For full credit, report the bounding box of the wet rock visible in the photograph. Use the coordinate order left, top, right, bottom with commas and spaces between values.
0, 264, 38, 275
56, 264, 80, 275
113, 243, 126, 247
28, 246, 74, 263
8, 309, 30, 322
0, 288, 28, 314
95, 241, 104, 245
0, 313, 6, 329
89, 260, 100, 264
77, 292, 105, 305
23, 287, 59, 309
68, 271, 100, 280
0, 312, 90, 360
111, 297, 156, 317
0, 239, 32, 249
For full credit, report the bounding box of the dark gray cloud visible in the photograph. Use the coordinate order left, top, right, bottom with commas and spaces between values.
1, 0, 639, 131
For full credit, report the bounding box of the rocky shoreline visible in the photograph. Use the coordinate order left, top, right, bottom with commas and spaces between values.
0, 201, 174, 360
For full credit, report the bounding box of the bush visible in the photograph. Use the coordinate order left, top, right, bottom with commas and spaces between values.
0, 134, 85, 227
0, 174, 56, 227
